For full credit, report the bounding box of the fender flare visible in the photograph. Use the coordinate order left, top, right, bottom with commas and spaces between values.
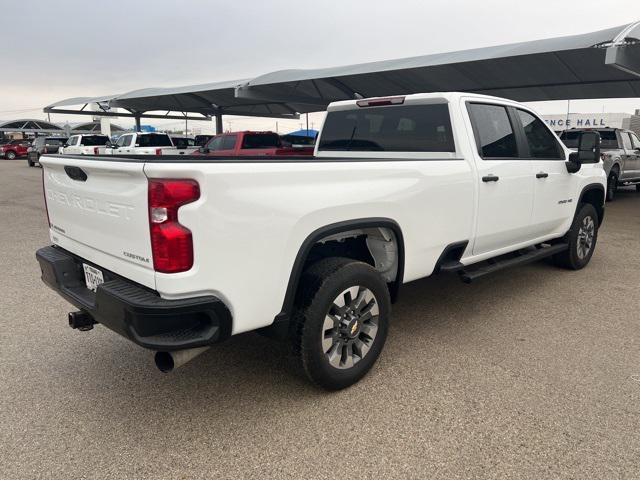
577, 183, 606, 225
273, 217, 405, 325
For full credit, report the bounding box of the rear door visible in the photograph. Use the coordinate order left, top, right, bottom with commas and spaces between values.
41, 155, 155, 288
514, 108, 577, 236
466, 102, 535, 255
619, 132, 634, 180
114, 134, 134, 154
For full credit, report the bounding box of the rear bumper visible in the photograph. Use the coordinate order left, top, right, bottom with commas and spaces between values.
36, 246, 231, 351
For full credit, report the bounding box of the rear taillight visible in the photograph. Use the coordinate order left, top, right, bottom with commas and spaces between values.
94, 147, 99, 155
155, 148, 162, 155
148, 179, 200, 273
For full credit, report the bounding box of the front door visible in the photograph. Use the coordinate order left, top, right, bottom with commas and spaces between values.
515, 108, 577, 235
466, 102, 535, 256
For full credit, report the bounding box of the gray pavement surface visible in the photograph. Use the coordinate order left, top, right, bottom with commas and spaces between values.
1, 159, 639, 479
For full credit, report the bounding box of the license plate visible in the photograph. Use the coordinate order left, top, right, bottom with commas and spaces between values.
83, 264, 104, 292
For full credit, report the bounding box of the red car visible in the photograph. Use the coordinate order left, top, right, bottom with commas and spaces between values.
0, 139, 31, 159
196, 131, 314, 157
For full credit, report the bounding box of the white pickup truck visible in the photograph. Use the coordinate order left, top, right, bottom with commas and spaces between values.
99, 132, 197, 156
58, 134, 110, 155
37, 92, 606, 390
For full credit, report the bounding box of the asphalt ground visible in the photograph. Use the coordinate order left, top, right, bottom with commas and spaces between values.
1, 158, 639, 479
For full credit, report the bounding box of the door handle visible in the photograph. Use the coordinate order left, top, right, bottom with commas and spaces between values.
482, 175, 499, 182
536, 172, 549, 179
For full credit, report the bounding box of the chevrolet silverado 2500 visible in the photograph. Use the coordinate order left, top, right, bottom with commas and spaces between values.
36, 92, 606, 390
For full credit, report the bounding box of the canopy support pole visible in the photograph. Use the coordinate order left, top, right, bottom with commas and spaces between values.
215, 113, 223, 134
135, 114, 141, 132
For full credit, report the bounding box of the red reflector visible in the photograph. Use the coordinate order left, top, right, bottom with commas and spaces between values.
155, 148, 162, 155
93, 147, 99, 155
356, 96, 405, 108
148, 179, 200, 273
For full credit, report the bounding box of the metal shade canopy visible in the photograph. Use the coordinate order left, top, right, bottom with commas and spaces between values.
236, 21, 640, 112
45, 21, 640, 122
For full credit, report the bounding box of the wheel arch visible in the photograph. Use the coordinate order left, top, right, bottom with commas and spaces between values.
273, 218, 405, 326
578, 183, 605, 226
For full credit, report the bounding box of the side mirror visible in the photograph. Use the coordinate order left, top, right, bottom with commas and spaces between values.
566, 131, 601, 173
62, 144, 69, 148
198, 146, 210, 154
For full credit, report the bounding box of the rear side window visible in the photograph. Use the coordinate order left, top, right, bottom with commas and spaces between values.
467, 104, 517, 158
621, 132, 633, 150
138, 134, 172, 147
242, 134, 280, 149
516, 110, 563, 159
630, 133, 640, 149
318, 104, 454, 152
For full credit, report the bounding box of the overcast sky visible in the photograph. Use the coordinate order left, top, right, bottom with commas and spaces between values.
1, 0, 639, 133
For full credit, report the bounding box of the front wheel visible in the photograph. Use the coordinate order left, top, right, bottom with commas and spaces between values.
553, 203, 599, 270
5, 150, 16, 160
290, 258, 391, 390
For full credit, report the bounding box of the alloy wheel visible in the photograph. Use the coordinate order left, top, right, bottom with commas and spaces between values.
321, 286, 379, 369
577, 215, 595, 260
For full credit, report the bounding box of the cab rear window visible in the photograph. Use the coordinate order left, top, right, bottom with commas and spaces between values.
318, 104, 455, 152
560, 130, 618, 149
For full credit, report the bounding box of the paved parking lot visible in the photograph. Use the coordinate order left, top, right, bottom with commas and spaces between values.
1, 159, 639, 479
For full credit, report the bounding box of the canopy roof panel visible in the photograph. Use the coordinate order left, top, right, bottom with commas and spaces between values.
0, 118, 64, 133
46, 22, 640, 119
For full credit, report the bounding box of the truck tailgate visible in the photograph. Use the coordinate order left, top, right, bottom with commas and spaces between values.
41, 155, 155, 289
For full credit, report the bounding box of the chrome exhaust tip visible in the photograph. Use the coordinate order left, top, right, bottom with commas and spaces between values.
154, 346, 210, 373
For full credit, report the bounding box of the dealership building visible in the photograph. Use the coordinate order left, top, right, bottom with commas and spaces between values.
543, 110, 640, 135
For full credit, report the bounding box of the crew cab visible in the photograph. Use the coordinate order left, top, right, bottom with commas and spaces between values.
0, 139, 31, 159
58, 134, 110, 155
99, 132, 185, 156
36, 92, 606, 390
560, 128, 640, 200
197, 131, 314, 156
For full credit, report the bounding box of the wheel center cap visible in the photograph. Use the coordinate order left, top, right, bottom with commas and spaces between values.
341, 316, 361, 339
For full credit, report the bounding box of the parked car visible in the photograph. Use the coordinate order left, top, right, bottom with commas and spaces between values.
0, 139, 31, 159
37, 92, 605, 390
58, 134, 110, 155
560, 128, 640, 199
197, 131, 314, 156
27, 137, 67, 167
98, 132, 191, 155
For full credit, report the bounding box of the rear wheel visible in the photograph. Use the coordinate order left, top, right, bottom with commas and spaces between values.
5, 150, 16, 160
553, 203, 599, 270
290, 258, 390, 390
606, 170, 618, 201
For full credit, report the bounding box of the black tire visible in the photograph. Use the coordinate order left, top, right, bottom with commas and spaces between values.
636, 184, 640, 193
606, 170, 618, 201
5, 150, 16, 160
290, 257, 391, 390
553, 203, 599, 270
27, 158, 34, 167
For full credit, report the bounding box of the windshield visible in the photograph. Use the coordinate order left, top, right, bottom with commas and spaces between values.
560, 130, 619, 149
318, 104, 455, 152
